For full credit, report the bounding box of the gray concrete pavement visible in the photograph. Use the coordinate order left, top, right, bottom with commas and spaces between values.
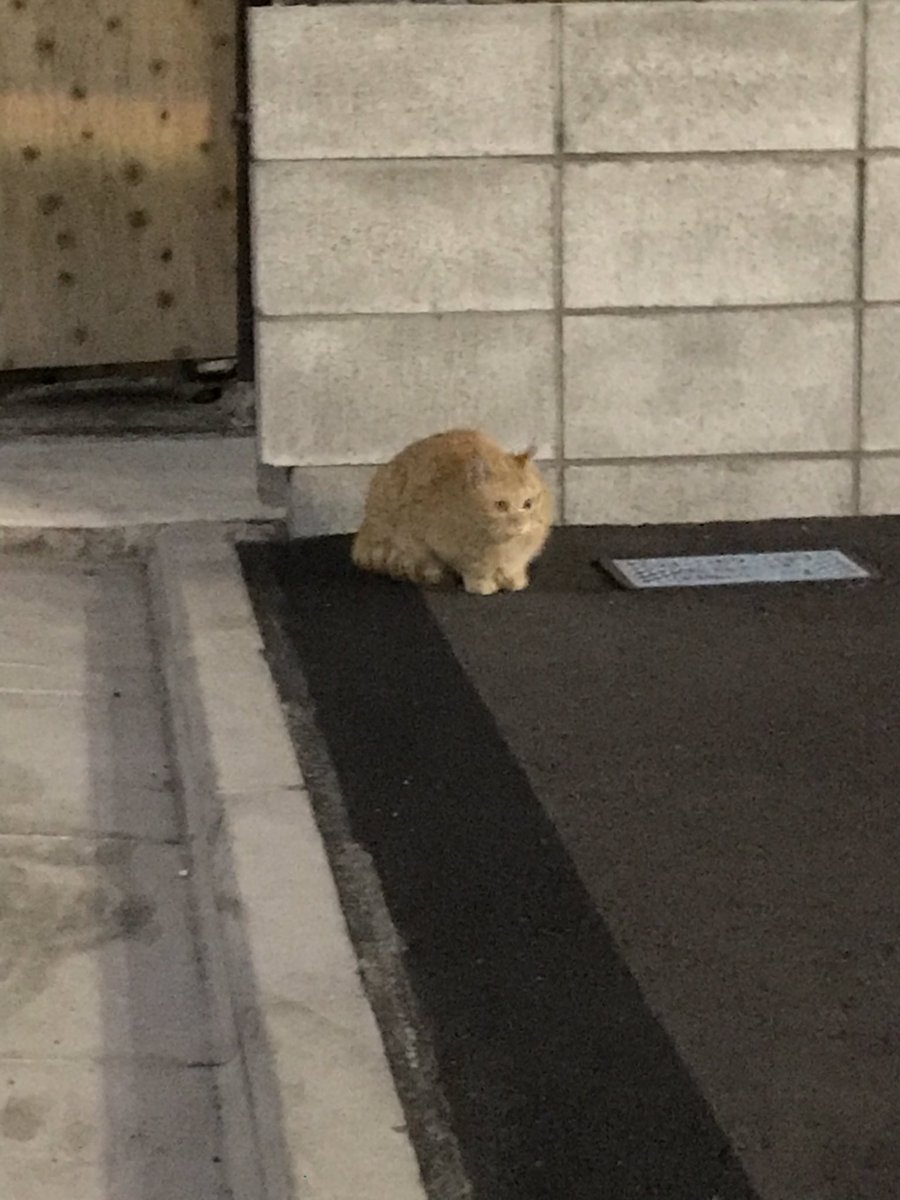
0, 557, 227, 1199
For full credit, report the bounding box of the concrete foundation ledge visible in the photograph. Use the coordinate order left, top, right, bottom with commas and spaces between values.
148, 525, 427, 1200
0, 435, 286, 529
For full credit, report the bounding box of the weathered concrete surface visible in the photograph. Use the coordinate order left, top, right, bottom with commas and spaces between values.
151, 527, 429, 1200
564, 458, 854, 526
867, 0, 900, 148
1, 1061, 224, 1200
563, 1, 859, 153
0, 436, 281, 528
860, 456, 900, 515
0, 563, 174, 838
258, 313, 556, 467
253, 160, 554, 316
864, 158, 900, 302
564, 160, 856, 309
862, 306, 900, 451
564, 308, 854, 458
287, 465, 378, 538
251, 4, 554, 159
0, 557, 227, 1200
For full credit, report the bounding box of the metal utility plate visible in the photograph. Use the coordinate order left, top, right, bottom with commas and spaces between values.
598, 549, 875, 591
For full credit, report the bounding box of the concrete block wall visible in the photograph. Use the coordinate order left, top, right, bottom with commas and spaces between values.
249, 1, 900, 534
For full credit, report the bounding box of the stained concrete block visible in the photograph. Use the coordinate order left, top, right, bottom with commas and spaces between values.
258, 313, 556, 466
865, 159, 900, 301
0, 562, 158, 680
0, 1062, 226, 1200
564, 458, 853, 525
564, 1, 859, 153
564, 160, 857, 308
288, 465, 376, 537
867, 2, 900, 147
250, 4, 554, 159
860, 455, 900, 513
253, 160, 554, 315
564, 308, 855, 459
0, 689, 174, 838
862, 307, 900, 449
0, 837, 210, 1063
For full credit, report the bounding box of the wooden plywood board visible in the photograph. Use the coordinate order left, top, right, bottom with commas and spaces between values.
0, 0, 238, 370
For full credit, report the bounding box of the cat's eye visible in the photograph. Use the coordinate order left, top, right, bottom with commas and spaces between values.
522, 498, 533, 510
495, 500, 509, 511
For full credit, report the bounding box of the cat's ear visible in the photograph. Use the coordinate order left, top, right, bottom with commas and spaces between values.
468, 454, 490, 486
513, 442, 537, 467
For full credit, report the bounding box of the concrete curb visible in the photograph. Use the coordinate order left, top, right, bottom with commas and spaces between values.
148, 524, 428, 1200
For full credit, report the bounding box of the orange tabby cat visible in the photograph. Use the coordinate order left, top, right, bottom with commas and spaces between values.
352, 429, 553, 594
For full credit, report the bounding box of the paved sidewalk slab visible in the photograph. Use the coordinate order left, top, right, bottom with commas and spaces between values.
0, 561, 175, 838
2, 535, 432, 1199
0, 555, 227, 1199
0, 835, 209, 1063
0, 1061, 224, 1200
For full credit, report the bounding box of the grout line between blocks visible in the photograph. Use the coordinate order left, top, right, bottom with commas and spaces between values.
565, 451, 860, 469
259, 300, 900, 323
290, 450, 900, 472
852, 0, 871, 515
552, 1, 565, 520
262, 0, 885, 6
254, 147, 900, 167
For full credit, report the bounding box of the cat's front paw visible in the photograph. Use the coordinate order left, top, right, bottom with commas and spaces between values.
496, 569, 528, 592
463, 575, 500, 596
417, 561, 445, 586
